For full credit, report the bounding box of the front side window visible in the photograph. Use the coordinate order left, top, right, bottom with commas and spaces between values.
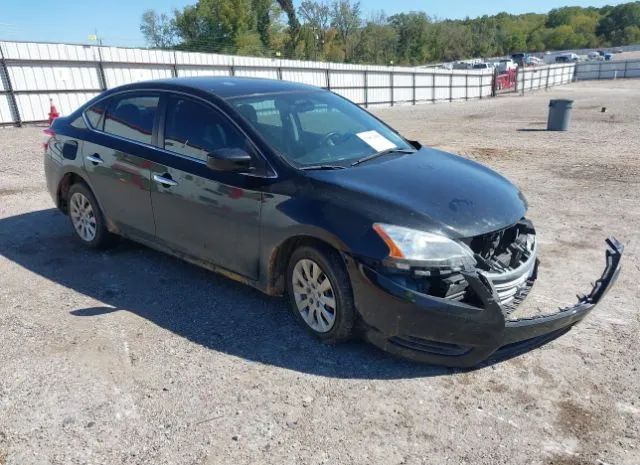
103, 95, 159, 145
163, 96, 247, 162
229, 91, 413, 167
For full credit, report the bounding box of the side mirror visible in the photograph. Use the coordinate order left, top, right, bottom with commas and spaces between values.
207, 148, 253, 172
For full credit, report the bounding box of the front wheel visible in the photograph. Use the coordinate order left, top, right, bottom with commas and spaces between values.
286, 245, 356, 343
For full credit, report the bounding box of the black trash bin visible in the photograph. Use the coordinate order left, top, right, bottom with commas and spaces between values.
547, 99, 574, 131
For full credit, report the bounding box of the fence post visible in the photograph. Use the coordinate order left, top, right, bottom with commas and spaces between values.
412, 73, 416, 105
624, 60, 628, 79
325, 68, 330, 90
95, 47, 108, 90
364, 70, 368, 108
598, 61, 602, 80
0, 50, 22, 126
465, 73, 469, 101
546, 66, 551, 89
431, 73, 436, 103
449, 72, 453, 102
277, 66, 283, 81
491, 68, 497, 97
390, 71, 394, 106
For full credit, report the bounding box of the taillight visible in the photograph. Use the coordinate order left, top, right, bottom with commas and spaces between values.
43, 128, 55, 152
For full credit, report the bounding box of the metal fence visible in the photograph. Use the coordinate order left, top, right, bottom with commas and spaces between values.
0, 40, 583, 126
575, 59, 640, 80
516, 64, 577, 94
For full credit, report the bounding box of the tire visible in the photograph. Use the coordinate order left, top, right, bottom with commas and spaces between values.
67, 183, 116, 249
286, 244, 356, 343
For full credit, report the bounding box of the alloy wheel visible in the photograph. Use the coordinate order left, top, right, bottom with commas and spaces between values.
292, 258, 337, 333
69, 192, 97, 242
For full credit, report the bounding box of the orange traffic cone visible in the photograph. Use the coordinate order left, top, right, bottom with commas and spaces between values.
48, 98, 60, 125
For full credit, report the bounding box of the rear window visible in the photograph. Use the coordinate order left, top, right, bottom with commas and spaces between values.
103, 95, 159, 145
85, 99, 108, 129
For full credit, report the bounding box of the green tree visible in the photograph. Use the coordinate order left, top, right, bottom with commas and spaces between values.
355, 12, 397, 64
597, 2, 640, 45
330, 0, 361, 61
389, 12, 431, 64
140, 10, 177, 48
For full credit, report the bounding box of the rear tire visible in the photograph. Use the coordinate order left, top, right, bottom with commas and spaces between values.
67, 183, 115, 249
286, 244, 356, 343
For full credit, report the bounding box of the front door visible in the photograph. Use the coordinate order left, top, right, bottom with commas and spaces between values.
82, 93, 159, 239
149, 95, 262, 280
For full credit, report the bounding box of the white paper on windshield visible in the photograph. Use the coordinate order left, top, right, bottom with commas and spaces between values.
356, 130, 397, 152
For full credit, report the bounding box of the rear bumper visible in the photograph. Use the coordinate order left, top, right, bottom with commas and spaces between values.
349, 238, 623, 367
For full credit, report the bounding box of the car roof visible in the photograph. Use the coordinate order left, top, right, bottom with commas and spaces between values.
113, 76, 323, 99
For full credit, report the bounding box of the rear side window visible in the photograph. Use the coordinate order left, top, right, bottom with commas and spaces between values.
163, 97, 247, 162
103, 95, 159, 145
85, 99, 108, 129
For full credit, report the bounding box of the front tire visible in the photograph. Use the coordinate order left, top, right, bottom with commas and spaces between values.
286, 245, 356, 343
67, 183, 115, 249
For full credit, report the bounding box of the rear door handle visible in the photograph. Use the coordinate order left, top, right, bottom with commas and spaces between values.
153, 174, 178, 187
86, 154, 103, 165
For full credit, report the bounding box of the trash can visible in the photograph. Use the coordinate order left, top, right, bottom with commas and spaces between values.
547, 99, 574, 131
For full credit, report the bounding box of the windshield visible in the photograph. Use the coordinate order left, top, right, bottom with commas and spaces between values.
229, 90, 413, 167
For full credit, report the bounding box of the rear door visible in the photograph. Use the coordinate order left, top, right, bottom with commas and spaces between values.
149, 94, 263, 279
82, 93, 159, 239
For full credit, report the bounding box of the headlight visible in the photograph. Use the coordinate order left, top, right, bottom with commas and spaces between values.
373, 223, 476, 268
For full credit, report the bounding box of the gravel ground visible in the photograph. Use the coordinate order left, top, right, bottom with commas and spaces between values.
0, 80, 639, 465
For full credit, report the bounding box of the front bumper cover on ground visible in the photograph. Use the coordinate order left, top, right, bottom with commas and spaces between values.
350, 238, 623, 367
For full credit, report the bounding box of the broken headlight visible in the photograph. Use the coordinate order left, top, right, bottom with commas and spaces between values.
373, 223, 476, 269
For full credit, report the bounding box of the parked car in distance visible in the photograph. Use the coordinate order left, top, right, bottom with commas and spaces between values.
588, 51, 601, 61
511, 53, 527, 66
555, 53, 580, 63
524, 56, 543, 66
495, 59, 518, 73
44, 77, 623, 367
472, 62, 493, 70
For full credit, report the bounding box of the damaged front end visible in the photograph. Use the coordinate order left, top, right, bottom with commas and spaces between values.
349, 222, 623, 367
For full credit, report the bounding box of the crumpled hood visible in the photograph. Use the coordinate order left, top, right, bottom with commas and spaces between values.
308, 147, 527, 238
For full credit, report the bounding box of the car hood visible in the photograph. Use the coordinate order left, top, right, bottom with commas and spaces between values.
307, 147, 527, 239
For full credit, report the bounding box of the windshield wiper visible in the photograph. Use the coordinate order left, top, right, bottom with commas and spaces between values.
351, 148, 416, 167
299, 165, 347, 171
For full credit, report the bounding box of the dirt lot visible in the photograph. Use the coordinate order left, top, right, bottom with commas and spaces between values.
1, 80, 639, 465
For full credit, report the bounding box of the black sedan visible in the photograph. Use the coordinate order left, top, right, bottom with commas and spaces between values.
43, 77, 623, 367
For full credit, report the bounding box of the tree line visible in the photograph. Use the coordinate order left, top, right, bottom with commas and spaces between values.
140, 1, 640, 65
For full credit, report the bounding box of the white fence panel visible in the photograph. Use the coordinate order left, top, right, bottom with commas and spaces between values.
332, 87, 365, 105
0, 41, 96, 61
15, 92, 98, 122
174, 51, 233, 67
98, 46, 173, 64
103, 65, 173, 88
176, 67, 231, 77
281, 68, 326, 87
415, 73, 434, 102
367, 87, 391, 105
7, 64, 100, 91
234, 67, 279, 79
0, 95, 13, 123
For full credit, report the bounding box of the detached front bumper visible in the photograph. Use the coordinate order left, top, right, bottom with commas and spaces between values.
350, 238, 623, 367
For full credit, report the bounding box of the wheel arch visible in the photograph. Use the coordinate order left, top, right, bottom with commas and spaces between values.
265, 233, 348, 297
56, 170, 103, 217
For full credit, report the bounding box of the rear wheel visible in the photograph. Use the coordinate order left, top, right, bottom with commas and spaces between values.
68, 183, 115, 249
286, 245, 355, 343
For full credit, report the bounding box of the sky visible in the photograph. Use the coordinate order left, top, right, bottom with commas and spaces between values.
0, 0, 631, 48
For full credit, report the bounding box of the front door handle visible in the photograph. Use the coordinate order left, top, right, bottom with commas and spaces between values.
86, 154, 103, 165
153, 174, 178, 187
